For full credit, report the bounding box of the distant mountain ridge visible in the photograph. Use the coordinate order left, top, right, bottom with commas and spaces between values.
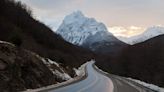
118, 26, 164, 45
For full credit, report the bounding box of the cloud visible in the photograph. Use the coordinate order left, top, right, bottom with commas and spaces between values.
17, 0, 164, 37
108, 26, 145, 37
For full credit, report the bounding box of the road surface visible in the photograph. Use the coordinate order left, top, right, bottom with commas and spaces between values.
43, 61, 155, 92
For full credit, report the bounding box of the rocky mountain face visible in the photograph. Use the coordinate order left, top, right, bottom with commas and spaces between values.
56, 11, 128, 54
96, 35, 164, 87
118, 26, 164, 45
56, 11, 108, 45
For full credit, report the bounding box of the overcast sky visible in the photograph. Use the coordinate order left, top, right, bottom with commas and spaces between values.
17, 0, 164, 37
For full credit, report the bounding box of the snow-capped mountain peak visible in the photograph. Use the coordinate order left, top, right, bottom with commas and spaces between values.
56, 11, 111, 45
63, 11, 85, 25
144, 26, 164, 36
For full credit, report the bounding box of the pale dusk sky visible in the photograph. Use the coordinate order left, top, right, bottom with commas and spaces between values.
17, 0, 164, 37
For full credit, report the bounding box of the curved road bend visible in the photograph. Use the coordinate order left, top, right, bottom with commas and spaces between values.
47, 61, 113, 92
44, 61, 155, 92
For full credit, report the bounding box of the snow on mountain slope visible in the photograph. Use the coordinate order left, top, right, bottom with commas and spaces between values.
82, 31, 126, 52
118, 26, 164, 45
56, 11, 110, 45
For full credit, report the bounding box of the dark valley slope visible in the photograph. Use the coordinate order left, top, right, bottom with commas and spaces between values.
0, 0, 94, 69
96, 35, 164, 87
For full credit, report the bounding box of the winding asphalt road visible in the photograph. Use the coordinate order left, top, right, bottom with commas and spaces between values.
45, 61, 155, 92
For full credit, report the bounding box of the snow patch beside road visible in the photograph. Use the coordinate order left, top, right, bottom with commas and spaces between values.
44, 59, 60, 67
41, 58, 72, 80
127, 78, 164, 92
73, 60, 92, 76
53, 70, 71, 80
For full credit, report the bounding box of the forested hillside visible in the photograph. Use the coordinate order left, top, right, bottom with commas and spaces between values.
96, 35, 164, 87
0, 0, 94, 69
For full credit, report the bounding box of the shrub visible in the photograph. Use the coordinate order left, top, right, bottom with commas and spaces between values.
9, 31, 22, 46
